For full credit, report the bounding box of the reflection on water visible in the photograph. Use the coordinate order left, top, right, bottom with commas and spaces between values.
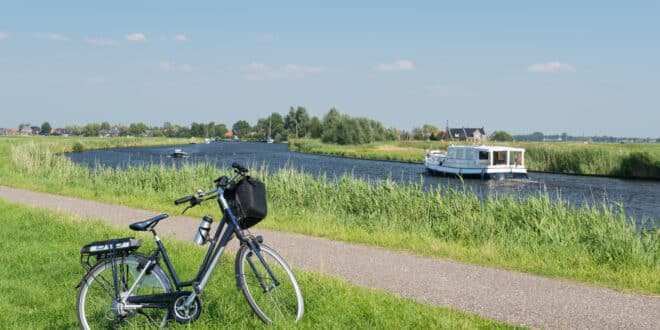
66, 142, 659, 228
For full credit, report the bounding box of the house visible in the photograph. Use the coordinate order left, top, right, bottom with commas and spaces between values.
449, 127, 487, 142
20, 126, 33, 135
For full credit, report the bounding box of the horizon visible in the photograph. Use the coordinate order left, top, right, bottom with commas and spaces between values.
1, 2, 658, 137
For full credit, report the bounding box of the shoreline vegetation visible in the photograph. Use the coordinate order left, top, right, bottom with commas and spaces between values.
289, 138, 660, 180
0, 137, 658, 295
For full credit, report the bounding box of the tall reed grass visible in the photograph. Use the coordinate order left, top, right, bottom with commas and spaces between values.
2, 138, 659, 294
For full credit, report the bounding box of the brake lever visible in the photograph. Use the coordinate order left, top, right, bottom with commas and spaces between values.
182, 190, 204, 214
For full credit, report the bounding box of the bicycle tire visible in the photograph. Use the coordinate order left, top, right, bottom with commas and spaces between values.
76, 254, 173, 329
235, 244, 304, 324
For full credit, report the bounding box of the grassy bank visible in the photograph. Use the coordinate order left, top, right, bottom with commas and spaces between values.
289, 139, 660, 179
1, 138, 658, 295
0, 201, 513, 328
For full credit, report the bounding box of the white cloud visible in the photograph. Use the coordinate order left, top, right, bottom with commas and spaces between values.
374, 59, 414, 72
173, 34, 188, 42
125, 33, 147, 42
0, 32, 8, 40
159, 61, 193, 72
528, 61, 576, 73
86, 38, 118, 46
34, 33, 69, 41
241, 62, 324, 80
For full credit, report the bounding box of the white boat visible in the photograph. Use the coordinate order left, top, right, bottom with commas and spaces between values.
265, 118, 274, 143
425, 145, 527, 179
170, 148, 189, 158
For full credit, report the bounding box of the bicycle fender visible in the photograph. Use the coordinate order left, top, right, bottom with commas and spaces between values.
233, 246, 246, 291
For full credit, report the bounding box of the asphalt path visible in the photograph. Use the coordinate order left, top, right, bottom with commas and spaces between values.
1, 185, 657, 329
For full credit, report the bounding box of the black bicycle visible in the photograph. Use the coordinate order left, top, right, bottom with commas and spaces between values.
75, 162, 304, 328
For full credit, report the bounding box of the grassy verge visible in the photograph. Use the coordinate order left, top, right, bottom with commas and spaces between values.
1, 138, 658, 295
0, 200, 515, 329
289, 138, 660, 179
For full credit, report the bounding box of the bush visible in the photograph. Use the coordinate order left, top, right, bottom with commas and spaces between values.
72, 141, 85, 153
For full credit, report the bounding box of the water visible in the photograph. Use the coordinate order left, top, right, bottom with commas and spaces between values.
66, 142, 659, 228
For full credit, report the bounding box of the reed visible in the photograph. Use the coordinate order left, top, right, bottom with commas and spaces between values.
2, 138, 659, 294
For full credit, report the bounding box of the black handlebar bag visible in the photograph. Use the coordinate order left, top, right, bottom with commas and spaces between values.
224, 176, 268, 229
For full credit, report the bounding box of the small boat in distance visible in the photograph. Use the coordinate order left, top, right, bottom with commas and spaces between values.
265, 118, 274, 143
169, 148, 189, 158
425, 145, 527, 180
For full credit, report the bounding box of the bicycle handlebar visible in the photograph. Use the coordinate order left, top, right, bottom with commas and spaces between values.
174, 195, 194, 205
173, 162, 249, 208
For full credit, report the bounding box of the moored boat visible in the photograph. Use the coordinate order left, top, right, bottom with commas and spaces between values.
425, 145, 527, 179
170, 148, 189, 158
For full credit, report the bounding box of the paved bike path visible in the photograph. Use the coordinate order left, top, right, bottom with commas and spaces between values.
1, 185, 658, 329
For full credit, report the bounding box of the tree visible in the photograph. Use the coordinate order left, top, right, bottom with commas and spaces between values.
422, 124, 439, 136
83, 123, 101, 137
190, 122, 205, 137
269, 112, 285, 140
232, 120, 251, 139
129, 122, 148, 136
214, 124, 228, 138
490, 130, 514, 142
309, 116, 322, 138
41, 122, 52, 135
412, 127, 426, 140
295, 106, 310, 137
100, 121, 111, 131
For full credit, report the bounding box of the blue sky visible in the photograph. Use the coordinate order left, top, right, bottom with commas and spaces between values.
1, 1, 658, 137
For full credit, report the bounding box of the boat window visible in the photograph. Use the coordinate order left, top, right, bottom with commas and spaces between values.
479, 151, 489, 160
493, 151, 507, 165
512, 151, 523, 166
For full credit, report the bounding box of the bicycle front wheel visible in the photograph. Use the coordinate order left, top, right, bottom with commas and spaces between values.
236, 244, 304, 324
76, 254, 173, 329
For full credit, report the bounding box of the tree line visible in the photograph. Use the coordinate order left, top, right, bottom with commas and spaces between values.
28, 107, 416, 145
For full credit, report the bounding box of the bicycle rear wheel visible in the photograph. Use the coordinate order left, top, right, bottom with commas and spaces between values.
77, 254, 173, 329
236, 244, 304, 324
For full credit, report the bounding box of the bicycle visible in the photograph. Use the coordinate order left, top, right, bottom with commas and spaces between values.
75, 162, 304, 328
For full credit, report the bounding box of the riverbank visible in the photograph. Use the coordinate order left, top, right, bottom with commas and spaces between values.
1, 137, 658, 295
289, 138, 660, 179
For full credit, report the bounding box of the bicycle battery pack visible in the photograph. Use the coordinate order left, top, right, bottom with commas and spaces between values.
81, 237, 142, 256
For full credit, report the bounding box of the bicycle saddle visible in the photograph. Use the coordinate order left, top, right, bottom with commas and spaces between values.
129, 213, 169, 231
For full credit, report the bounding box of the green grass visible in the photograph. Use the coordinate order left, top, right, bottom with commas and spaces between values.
0, 200, 516, 329
1, 137, 658, 295
289, 138, 660, 179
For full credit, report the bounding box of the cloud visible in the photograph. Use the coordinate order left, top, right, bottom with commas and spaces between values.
240, 62, 324, 80
125, 33, 147, 42
0, 32, 8, 40
159, 61, 193, 72
374, 60, 414, 72
86, 38, 118, 46
528, 61, 575, 73
173, 34, 188, 42
34, 33, 69, 41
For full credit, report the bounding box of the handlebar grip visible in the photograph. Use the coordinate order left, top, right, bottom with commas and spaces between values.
174, 195, 194, 205
231, 162, 248, 173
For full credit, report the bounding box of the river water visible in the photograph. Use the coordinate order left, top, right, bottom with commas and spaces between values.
66, 142, 659, 228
